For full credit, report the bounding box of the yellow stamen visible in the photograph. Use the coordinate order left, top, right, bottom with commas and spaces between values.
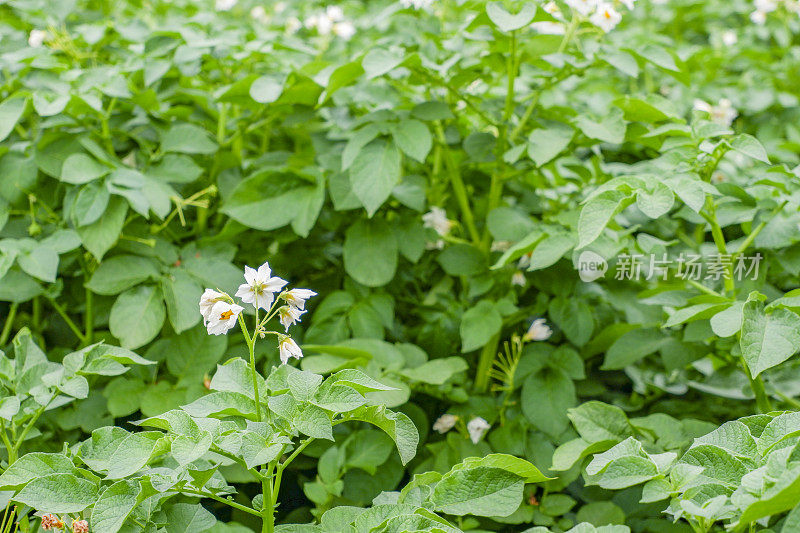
219, 310, 234, 320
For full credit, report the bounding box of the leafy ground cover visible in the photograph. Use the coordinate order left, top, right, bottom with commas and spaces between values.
2, 0, 800, 532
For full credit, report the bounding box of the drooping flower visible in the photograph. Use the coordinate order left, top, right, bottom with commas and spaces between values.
511, 271, 527, 287
693, 98, 737, 127
433, 414, 458, 433
28, 29, 47, 47
215, 0, 237, 11
422, 207, 455, 237
467, 417, 491, 444
565, 0, 598, 16
72, 520, 89, 533
40, 515, 63, 530
279, 336, 303, 364
206, 301, 244, 335
235, 262, 288, 311
590, 2, 622, 32
199, 289, 227, 323
278, 305, 306, 331
523, 318, 553, 342
282, 288, 317, 310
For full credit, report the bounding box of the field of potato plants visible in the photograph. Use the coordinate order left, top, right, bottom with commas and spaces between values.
1, 0, 800, 532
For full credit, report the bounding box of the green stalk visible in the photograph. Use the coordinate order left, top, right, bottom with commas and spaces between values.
238, 314, 262, 422
46, 298, 87, 344
433, 122, 481, 244
84, 285, 94, 346
473, 333, 500, 392
262, 463, 275, 533
0, 303, 18, 346
181, 489, 260, 517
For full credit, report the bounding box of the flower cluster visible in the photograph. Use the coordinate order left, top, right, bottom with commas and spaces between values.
563, 0, 637, 33
304, 6, 356, 40
41, 515, 85, 532
199, 261, 316, 364
693, 98, 738, 127
751, 0, 800, 23
433, 414, 491, 444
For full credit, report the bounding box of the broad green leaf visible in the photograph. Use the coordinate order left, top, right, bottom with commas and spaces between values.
362, 48, 404, 79
250, 75, 284, 103
17, 244, 58, 282
343, 218, 398, 287
710, 301, 745, 337
77, 196, 128, 260
602, 328, 667, 370
486, 2, 537, 32
161, 268, 203, 333
0, 453, 75, 490
349, 140, 402, 216
575, 111, 627, 144
14, 473, 98, 513
109, 285, 166, 349
460, 300, 502, 352
731, 134, 770, 163
161, 124, 218, 154
60, 153, 109, 184
391, 120, 432, 163
567, 402, 632, 442
0, 97, 27, 142
164, 503, 217, 533
339, 405, 418, 465
527, 126, 573, 167
91, 480, 142, 533
577, 191, 629, 249
86, 255, 161, 295
522, 369, 576, 438
740, 298, 800, 377
636, 183, 674, 219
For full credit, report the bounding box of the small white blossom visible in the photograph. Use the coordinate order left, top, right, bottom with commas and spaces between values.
235, 262, 288, 311
199, 289, 227, 323
326, 5, 345, 21
278, 305, 306, 331
491, 241, 512, 252
693, 98, 737, 127
274, 1, 287, 14
206, 301, 244, 335
517, 251, 533, 269
621, 0, 636, 9
286, 16, 302, 34
511, 271, 527, 287
422, 207, 454, 238
750, 9, 768, 23
590, 2, 622, 32
467, 417, 490, 444
333, 21, 356, 40
433, 414, 458, 433
28, 29, 47, 48
523, 318, 553, 342
721, 30, 738, 46
565, 0, 598, 16
251, 5, 269, 22
215, 0, 237, 11
282, 288, 317, 310
400, 0, 435, 9
532, 21, 566, 34
279, 336, 303, 364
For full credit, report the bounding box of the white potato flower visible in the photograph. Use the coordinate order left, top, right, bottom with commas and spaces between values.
433, 414, 458, 433
467, 417, 491, 444
235, 262, 288, 311
565, 0, 598, 16
28, 29, 47, 48
278, 305, 306, 331
251, 5, 269, 22
199, 288, 227, 323
326, 5, 345, 21
206, 301, 244, 335
279, 336, 303, 364
693, 98, 737, 127
750, 9, 768, 23
590, 2, 622, 32
523, 318, 553, 342
422, 207, 454, 238
721, 30, 738, 46
215, 0, 237, 11
274, 1, 287, 14
282, 288, 317, 310
333, 21, 356, 40
512, 271, 527, 287
286, 17, 302, 34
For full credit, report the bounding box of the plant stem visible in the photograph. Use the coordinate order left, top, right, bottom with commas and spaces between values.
10, 394, 56, 462
741, 355, 773, 413
262, 463, 275, 533
46, 298, 87, 344
473, 333, 500, 392
702, 203, 735, 294
84, 285, 94, 346
558, 15, 581, 54
238, 314, 262, 422
181, 489, 261, 517
0, 303, 18, 346
433, 122, 481, 244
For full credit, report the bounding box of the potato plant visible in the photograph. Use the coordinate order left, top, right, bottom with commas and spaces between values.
1, 0, 800, 532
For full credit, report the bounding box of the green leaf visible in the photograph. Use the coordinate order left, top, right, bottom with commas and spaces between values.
567, 401, 632, 442
575, 110, 627, 144
522, 369, 576, 438
339, 405, 418, 465
86, 255, 161, 295
710, 301, 745, 337
106, 432, 164, 479
165, 503, 217, 533
109, 285, 166, 349
362, 48, 404, 79
17, 244, 58, 282
72, 181, 110, 226
162, 268, 203, 333
0, 453, 75, 490
0, 97, 27, 142
636, 183, 674, 219
602, 328, 667, 370
91, 480, 142, 533
577, 191, 629, 249
60, 153, 109, 184
349, 140, 402, 216
549, 297, 594, 347
161, 124, 218, 154
391, 120, 432, 163
740, 298, 800, 377
398, 357, 467, 385
527, 126, 573, 167
209, 358, 266, 401
343, 218, 398, 287
486, 2, 537, 32
77, 196, 128, 260
249, 75, 284, 103
731, 134, 770, 163
14, 473, 98, 513
437, 244, 486, 276
460, 300, 502, 352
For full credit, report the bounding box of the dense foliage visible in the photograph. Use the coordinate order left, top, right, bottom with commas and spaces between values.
2, 0, 800, 532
